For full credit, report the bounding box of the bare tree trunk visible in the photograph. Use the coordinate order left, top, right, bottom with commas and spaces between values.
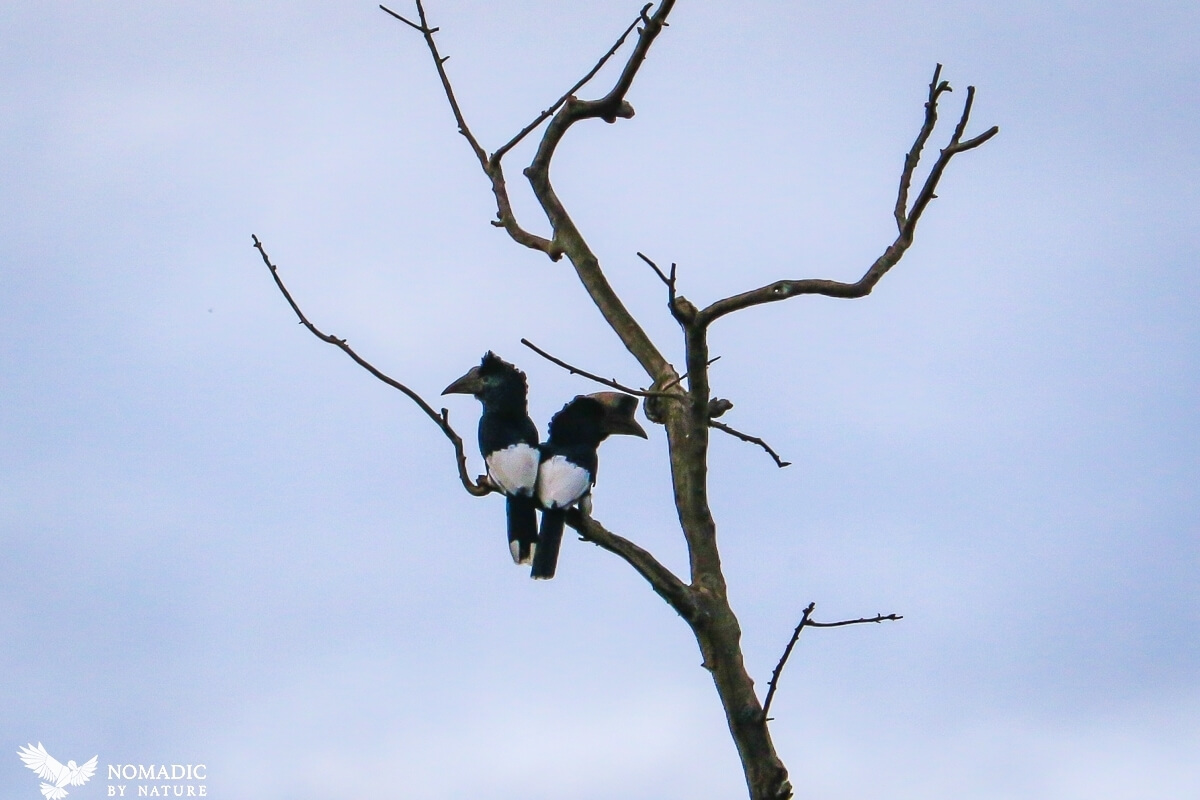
665, 321, 793, 799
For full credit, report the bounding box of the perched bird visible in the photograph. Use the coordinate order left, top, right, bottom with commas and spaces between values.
532, 391, 647, 579
443, 352, 541, 564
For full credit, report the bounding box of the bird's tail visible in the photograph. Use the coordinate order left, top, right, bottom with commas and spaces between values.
507, 494, 539, 565
41, 783, 67, 800
530, 508, 565, 579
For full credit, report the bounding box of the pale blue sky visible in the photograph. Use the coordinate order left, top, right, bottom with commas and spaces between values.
2, 2, 1197, 798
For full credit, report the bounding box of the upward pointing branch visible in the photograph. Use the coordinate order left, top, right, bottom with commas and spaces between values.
696, 65, 998, 327
491, 8, 648, 163
383, 1, 675, 382
386, 1, 486, 167
381, 2, 554, 256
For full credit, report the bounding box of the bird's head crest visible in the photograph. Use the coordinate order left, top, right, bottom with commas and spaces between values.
442, 351, 528, 400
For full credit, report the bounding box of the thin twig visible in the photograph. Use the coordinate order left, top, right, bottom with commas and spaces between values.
637, 251, 679, 314
762, 602, 903, 720
378, 4, 427, 32
382, 2, 555, 257
520, 338, 680, 400
762, 603, 814, 720
382, 2, 488, 167
710, 420, 791, 468
657, 355, 720, 393
807, 612, 903, 628
491, 7, 649, 163
637, 250, 673, 289
252, 235, 490, 497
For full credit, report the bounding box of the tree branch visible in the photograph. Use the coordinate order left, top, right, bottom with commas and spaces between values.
392, 0, 678, 376
521, 2, 678, 380
637, 251, 674, 292
520, 338, 680, 400
761, 603, 814, 721
251, 235, 491, 497
491, 7, 649, 164
565, 508, 698, 621
381, 2, 555, 257
383, 2, 485, 166
761, 602, 903, 721
710, 420, 791, 468
638, 250, 697, 326
806, 612, 903, 628
696, 66, 998, 327
586, 0, 675, 122
894, 64, 950, 232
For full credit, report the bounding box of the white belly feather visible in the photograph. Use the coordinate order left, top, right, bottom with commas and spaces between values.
536, 455, 593, 509
485, 444, 539, 496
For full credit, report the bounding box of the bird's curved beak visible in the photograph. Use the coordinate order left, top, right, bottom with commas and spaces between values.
608, 415, 648, 438
442, 366, 484, 396
589, 391, 649, 438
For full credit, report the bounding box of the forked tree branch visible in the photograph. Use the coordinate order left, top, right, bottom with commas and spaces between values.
637, 251, 676, 299
521, 2, 678, 379
566, 508, 697, 621
491, 7, 649, 163
587, 0, 675, 121
381, 2, 554, 256
696, 65, 998, 327
761, 602, 903, 720
895, 64, 950, 232
386, 0, 675, 381
252, 235, 491, 497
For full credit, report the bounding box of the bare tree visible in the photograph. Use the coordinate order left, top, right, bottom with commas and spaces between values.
254, 2, 997, 797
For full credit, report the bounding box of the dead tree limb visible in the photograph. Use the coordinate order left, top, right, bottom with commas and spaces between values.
385, 0, 675, 379
381, 1, 554, 256
519, 338, 677, 400
696, 64, 998, 327
807, 612, 904, 629
491, 8, 649, 163
761, 603, 815, 722
710, 420, 791, 468
565, 508, 697, 621
637, 251, 686, 323
762, 602, 903, 721
518, 3, 678, 379
251, 235, 490, 497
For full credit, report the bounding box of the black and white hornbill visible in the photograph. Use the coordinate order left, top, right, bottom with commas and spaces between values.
442, 352, 540, 565
531, 391, 647, 580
